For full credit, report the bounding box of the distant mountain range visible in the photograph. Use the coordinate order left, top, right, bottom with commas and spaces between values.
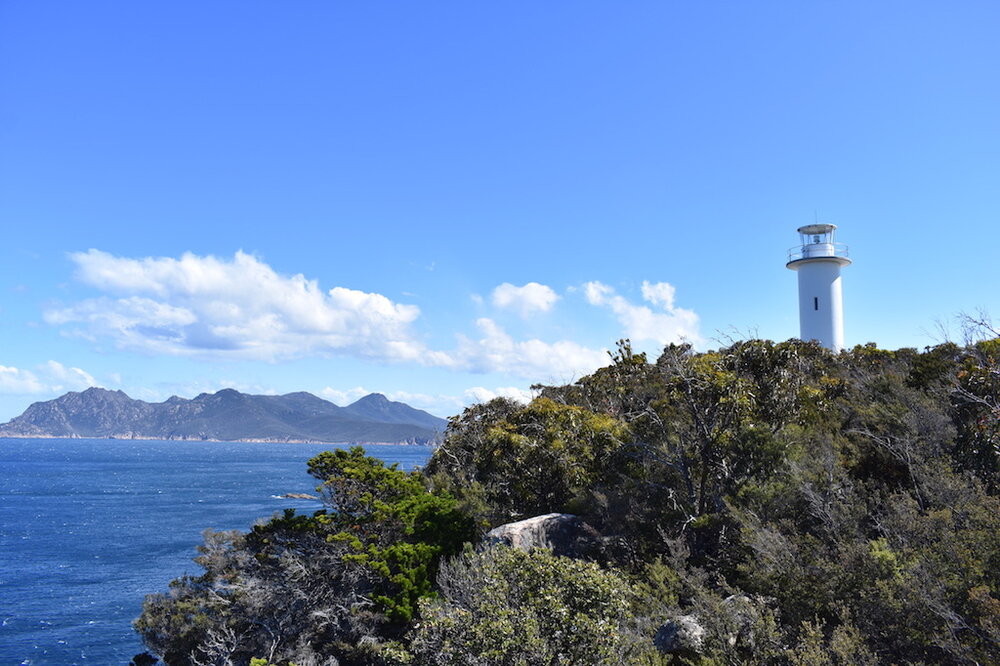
0, 388, 447, 444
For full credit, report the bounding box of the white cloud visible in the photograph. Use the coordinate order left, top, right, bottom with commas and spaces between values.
463, 385, 535, 405
0, 366, 45, 394
47, 250, 427, 362
582, 281, 614, 305
453, 318, 608, 380
640, 281, 677, 309
385, 390, 464, 416
491, 282, 559, 317
0, 361, 98, 395
584, 280, 702, 346
320, 386, 372, 405
43, 361, 97, 390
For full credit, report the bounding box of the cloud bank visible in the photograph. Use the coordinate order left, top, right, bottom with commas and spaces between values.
44, 251, 703, 389
47, 250, 431, 363
584, 280, 702, 347
0, 361, 97, 395
45, 251, 616, 381
452, 318, 608, 380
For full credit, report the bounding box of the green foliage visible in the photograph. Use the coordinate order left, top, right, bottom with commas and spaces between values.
632, 557, 682, 611
787, 615, 877, 666
409, 545, 661, 665
952, 339, 1000, 491
426, 397, 628, 526
311, 447, 475, 625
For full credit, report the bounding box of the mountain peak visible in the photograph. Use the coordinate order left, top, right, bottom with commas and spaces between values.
75, 387, 133, 404
192, 388, 245, 403
80, 386, 120, 396
353, 393, 390, 405
341, 393, 444, 430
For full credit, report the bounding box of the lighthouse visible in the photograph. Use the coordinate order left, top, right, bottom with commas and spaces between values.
786, 224, 851, 351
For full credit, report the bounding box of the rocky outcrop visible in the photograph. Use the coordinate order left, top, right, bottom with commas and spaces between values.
485, 513, 601, 559
654, 594, 766, 657
654, 614, 706, 655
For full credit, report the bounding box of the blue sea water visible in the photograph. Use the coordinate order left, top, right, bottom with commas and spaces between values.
0, 438, 433, 665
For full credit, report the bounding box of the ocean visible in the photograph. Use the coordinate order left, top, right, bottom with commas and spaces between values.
0, 437, 434, 665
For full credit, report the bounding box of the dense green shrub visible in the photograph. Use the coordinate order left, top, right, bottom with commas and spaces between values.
409, 545, 661, 665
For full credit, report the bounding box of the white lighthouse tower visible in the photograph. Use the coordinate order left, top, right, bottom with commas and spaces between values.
786, 224, 851, 351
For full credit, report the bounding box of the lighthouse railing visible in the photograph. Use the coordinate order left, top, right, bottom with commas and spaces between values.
787, 243, 850, 263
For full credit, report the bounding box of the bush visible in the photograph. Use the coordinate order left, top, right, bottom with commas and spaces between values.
409, 545, 660, 665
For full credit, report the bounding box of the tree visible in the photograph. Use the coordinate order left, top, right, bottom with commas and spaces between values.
308, 447, 475, 627
426, 397, 628, 527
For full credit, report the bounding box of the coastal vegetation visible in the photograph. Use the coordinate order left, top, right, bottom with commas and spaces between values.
134, 334, 1000, 665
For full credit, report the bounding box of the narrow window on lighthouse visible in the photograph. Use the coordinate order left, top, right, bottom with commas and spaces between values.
814, 297, 819, 311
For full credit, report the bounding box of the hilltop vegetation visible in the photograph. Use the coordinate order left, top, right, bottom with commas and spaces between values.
135, 336, 1000, 665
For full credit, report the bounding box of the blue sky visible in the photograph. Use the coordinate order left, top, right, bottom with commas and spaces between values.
2, 2, 998, 420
